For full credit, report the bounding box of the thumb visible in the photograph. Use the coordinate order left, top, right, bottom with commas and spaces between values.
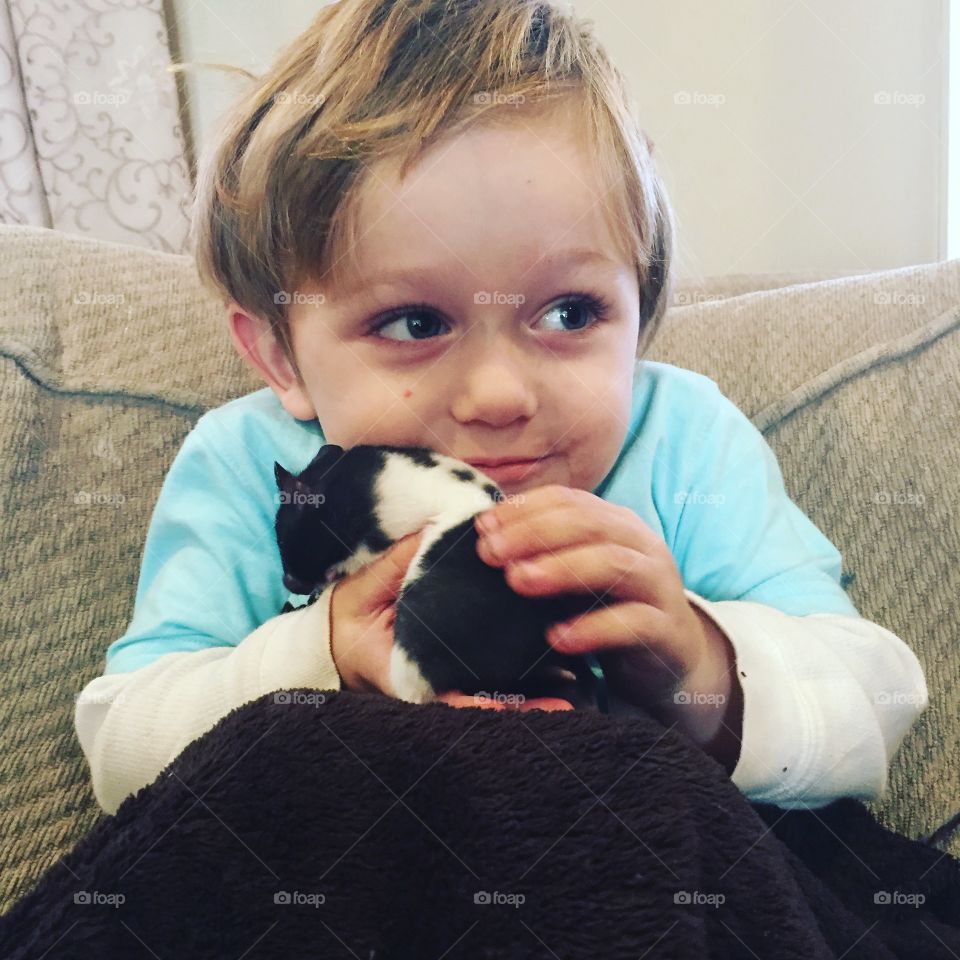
357, 529, 425, 612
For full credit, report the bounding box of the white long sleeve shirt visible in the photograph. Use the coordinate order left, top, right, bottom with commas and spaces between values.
75, 361, 928, 815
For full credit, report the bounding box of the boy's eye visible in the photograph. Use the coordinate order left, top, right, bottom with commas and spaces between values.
540, 298, 605, 333
369, 293, 612, 343
374, 309, 447, 342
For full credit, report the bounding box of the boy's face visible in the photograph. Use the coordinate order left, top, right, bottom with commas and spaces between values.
229, 104, 641, 494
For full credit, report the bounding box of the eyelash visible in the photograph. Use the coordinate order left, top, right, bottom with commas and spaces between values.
364, 290, 615, 344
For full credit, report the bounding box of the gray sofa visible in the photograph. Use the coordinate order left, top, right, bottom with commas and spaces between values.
0, 222, 957, 912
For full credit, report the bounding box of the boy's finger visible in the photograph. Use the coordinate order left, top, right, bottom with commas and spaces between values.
436, 691, 507, 711
519, 697, 575, 712
359, 530, 425, 610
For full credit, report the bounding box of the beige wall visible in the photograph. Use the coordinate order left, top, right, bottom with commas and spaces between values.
169, 0, 950, 278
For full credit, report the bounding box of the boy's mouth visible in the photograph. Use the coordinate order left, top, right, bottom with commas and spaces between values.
464, 454, 546, 467
466, 457, 553, 484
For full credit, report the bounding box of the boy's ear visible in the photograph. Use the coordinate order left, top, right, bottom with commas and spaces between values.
227, 303, 317, 421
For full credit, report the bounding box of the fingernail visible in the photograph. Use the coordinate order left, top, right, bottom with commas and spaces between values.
475, 510, 498, 533
482, 533, 506, 559
550, 626, 575, 650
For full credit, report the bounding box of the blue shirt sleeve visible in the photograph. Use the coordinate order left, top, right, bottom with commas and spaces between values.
104, 415, 288, 674
668, 384, 860, 618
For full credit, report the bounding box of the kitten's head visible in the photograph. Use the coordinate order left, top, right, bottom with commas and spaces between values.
274, 443, 386, 595
274, 442, 501, 598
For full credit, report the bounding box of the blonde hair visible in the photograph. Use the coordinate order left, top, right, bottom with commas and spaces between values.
189, 0, 675, 383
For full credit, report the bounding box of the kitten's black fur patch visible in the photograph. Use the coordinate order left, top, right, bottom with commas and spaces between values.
395, 516, 601, 701
274, 443, 391, 595
401, 448, 438, 469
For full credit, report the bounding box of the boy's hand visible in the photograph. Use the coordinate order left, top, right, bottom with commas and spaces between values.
328, 530, 427, 695
328, 529, 576, 711
473, 485, 737, 738
435, 691, 574, 712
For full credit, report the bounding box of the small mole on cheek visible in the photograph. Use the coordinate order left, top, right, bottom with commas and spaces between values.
402, 388, 413, 398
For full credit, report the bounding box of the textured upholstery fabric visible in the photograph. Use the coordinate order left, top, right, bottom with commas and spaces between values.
0, 222, 956, 911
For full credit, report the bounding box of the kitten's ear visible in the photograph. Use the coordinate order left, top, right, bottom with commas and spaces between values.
299, 442, 346, 485
274, 461, 298, 493
275, 444, 343, 491
305, 443, 344, 469
274, 462, 315, 502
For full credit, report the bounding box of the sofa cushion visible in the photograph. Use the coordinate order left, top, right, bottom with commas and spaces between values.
648, 261, 960, 851
670, 267, 867, 306
0, 222, 957, 913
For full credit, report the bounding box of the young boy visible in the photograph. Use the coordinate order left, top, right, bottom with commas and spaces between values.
75, 0, 927, 817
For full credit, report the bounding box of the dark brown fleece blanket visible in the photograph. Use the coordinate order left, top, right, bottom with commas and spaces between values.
1, 690, 958, 959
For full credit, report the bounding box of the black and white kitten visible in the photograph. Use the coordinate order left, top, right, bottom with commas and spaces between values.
273, 444, 606, 710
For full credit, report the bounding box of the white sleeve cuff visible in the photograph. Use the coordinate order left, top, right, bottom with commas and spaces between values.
75, 584, 341, 815
683, 589, 928, 809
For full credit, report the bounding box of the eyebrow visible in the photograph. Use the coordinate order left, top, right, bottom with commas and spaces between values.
334, 248, 620, 299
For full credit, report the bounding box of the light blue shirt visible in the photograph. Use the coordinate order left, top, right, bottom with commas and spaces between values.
104, 360, 859, 675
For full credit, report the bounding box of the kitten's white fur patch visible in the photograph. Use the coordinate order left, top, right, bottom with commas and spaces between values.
324, 452, 499, 584
389, 641, 435, 704
376, 453, 499, 589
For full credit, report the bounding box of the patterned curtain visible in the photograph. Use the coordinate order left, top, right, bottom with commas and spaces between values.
0, 0, 192, 253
